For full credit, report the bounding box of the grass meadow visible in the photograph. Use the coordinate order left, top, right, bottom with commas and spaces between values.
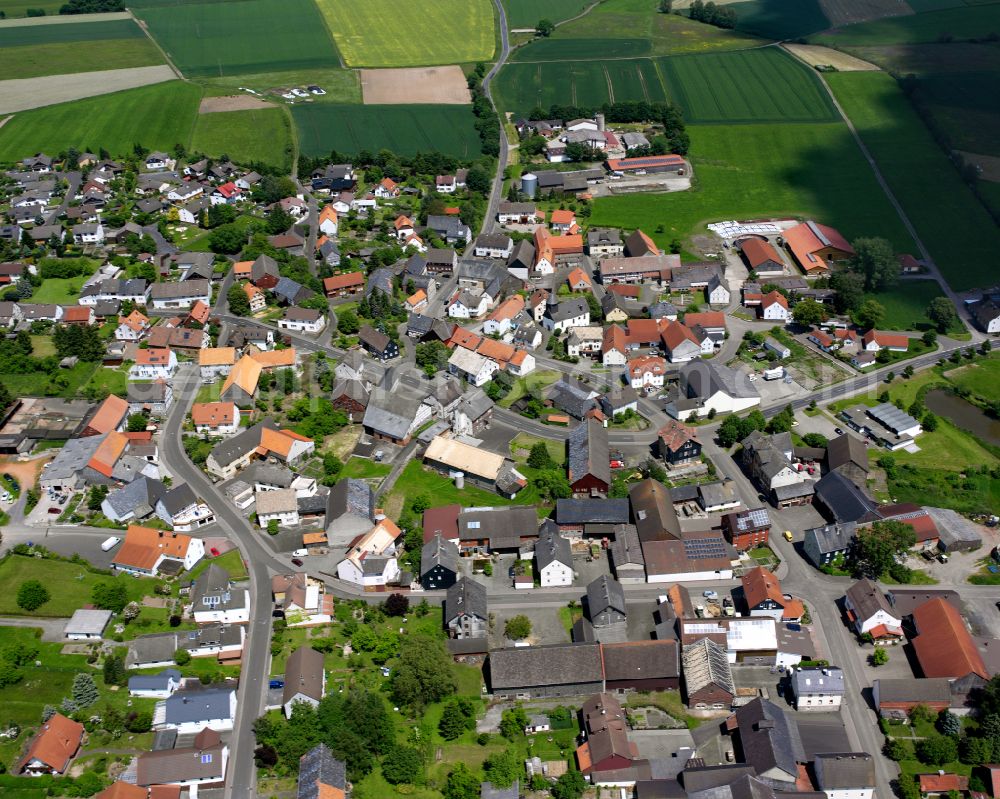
136, 0, 340, 77
502, 0, 590, 28
862, 280, 964, 333
192, 107, 292, 170
812, 3, 1000, 45
316, 0, 494, 67
0, 81, 201, 162
293, 104, 484, 158
826, 71, 1000, 291
0, 17, 145, 46
0, 0, 61, 15
590, 122, 917, 251
0, 38, 163, 80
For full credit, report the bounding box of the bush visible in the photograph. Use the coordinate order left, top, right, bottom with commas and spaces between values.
174, 649, 191, 666
16, 579, 50, 611
504, 615, 531, 641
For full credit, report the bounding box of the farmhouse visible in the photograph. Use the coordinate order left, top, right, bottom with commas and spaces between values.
784, 220, 855, 275
606, 155, 685, 174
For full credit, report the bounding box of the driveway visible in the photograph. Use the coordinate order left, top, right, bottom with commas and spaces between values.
0, 615, 71, 642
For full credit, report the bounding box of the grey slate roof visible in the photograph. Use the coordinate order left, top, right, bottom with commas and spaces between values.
421, 533, 460, 578
548, 377, 597, 419
163, 687, 234, 725
158, 481, 198, 516
446, 577, 488, 623
845, 578, 896, 622
734, 698, 804, 781
243, 461, 295, 488
814, 471, 878, 524
805, 522, 855, 556
825, 433, 869, 475
814, 754, 875, 790
791, 667, 845, 697
568, 418, 610, 488
547, 298, 588, 323
458, 506, 538, 549
298, 744, 347, 799
587, 574, 626, 619
556, 498, 630, 525
104, 476, 165, 519
365, 267, 394, 298
149, 279, 209, 300
682, 360, 759, 401
127, 668, 181, 694
488, 642, 603, 690
209, 418, 279, 469
190, 563, 246, 614
535, 528, 572, 571
325, 477, 374, 524
283, 646, 325, 706
362, 388, 422, 440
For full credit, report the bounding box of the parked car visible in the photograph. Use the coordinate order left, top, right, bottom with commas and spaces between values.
703, 590, 718, 599
609, 459, 624, 469
834, 427, 844, 435
292, 548, 308, 557
210, 547, 220, 557
101, 536, 121, 551
783, 530, 794, 541
268, 679, 284, 689
291, 558, 303, 567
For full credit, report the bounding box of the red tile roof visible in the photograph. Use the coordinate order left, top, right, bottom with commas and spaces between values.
17, 713, 83, 774
912, 597, 988, 680
919, 774, 968, 793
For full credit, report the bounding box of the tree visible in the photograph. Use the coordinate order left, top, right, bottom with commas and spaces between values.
871, 647, 888, 666
209, 222, 248, 254
414, 340, 448, 377
802, 433, 828, 448
855, 298, 885, 330
227, 283, 251, 316
830, 270, 866, 313
483, 748, 521, 788
390, 635, 457, 708
500, 706, 528, 740
916, 734, 958, 766
504, 615, 531, 640
466, 166, 491, 194
526, 442, 554, 469
937, 710, 962, 737
351, 624, 377, 652
658, 0, 673, 11
923, 412, 938, 432
103, 654, 128, 687
72, 672, 99, 708
532, 470, 571, 500
174, 648, 191, 666
552, 770, 587, 799
927, 297, 957, 334
884, 739, 908, 761
792, 298, 825, 327
267, 519, 279, 536
16, 579, 49, 611
849, 520, 916, 579
126, 412, 149, 432
383, 593, 409, 617
444, 763, 480, 799
536, 18, 555, 36
849, 237, 898, 291
336, 309, 360, 335
266, 206, 294, 236
439, 698, 476, 740
922, 329, 938, 347
382, 745, 423, 785
92, 581, 129, 613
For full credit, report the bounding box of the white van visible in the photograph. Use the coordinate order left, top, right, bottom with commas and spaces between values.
101, 536, 121, 552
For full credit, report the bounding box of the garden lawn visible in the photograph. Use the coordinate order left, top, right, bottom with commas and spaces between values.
316, 0, 494, 67
825, 72, 1000, 290
31, 275, 90, 304
293, 104, 484, 159
339, 457, 392, 480
590, 122, 917, 252
0, 38, 164, 80
862, 281, 961, 333
191, 107, 292, 170
188, 548, 248, 581
384, 460, 527, 520
498, 369, 562, 408
136, 0, 339, 77
0, 81, 201, 163
29, 335, 55, 357
0, 554, 159, 617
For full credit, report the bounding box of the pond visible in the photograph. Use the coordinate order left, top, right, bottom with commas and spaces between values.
923, 389, 1000, 448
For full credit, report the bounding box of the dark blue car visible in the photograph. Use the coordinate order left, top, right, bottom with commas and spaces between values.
268, 679, 284, 689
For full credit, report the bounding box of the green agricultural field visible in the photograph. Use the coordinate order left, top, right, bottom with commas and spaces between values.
136, 0, 340, 77
192, 107, 292, 170
727, 0, 830, 40
0, 81, 201, 163
812, 3, 1000, 45
0, 17, 145, 46
516, 0, 762, 57
0, 38, 164, 80
496, 58, 666, 115
659, 47, 838, 123
0, 0, 61, 16
503, 0, 590, 28
826, 72, 1000, 291
590, 122, 916, 252
316, 0, 494, 67
512, 36, 654, 60
293, 104, 484, 158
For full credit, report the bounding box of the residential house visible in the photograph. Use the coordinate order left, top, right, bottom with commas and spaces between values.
791, 668, 845, 712
358, 325, 399, 362
278, 307, 326, 334
446, 578, 488, 640
155, 483, 215, 532
587, 575, 627, 627
587, 228, 624, 258
112, 524, 205, 576
199, 346, 237, 383
474, 233, 514, 259
324, 271, 364, 297
660, 321, 702, 363
575, 692, 647, 786
191, 401, 239, 435
730, 698, 804, 784
115, 310, 150, 341
336, 518, 401, 587
602, 325, 628, 366
135, 728, 227, 794
16, 713, 84, 775
656, 419, 701, 466
190, 563, 249, 624
536, 528, 574, 587
220, 355, 263, 408
205, 419, 314, 479
160, 687, 237, 733
127, 380, 173, 416
420, 533, 459, 590
706, 274, 731, 305
814, 753, 876, 799
803, 522, 855, 568
243, 283, 266, 313
722, 508, 771, 551
670, 360, 760, 419
128, 348, 177, 381
127, 669, 181, 699
760, 291, 790, 321
861, 330, 909, 353
741, 566, 803, 622
256, 487, 300, 528
101, 476, 165, 524
318, 205, 338, 236
843, 578, 903, 641
283, 646, 325, 718
148, 279, 211, 310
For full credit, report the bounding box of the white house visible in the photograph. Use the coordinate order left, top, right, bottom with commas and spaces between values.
278, 308, 327, 334
448, 290, 490, 319
148, 279, 211, 311
155, 484, 216, 533
542, 298, 590, 333
706, 275, 731, 305
190, 563, 250, 625
843, 578, 903, 639
114, 311, 150, 341
791, 667, 845, 712
73, 222, 104, 246
628, 355, 667, 389
128, 348, 178, 381
128, 669, 182, 699
336, 519, 401, 587
566, 326, 604, 358
192, 401, 239, 435
255, 487, 300, 528
198, 347, 236, 382
158, 688, 237, 733
135, 733, 228, 793
448, 346, 498, 387
112, 525, 205, 577
282, 646, 325, 718
814, 753, 876, 799
602, 326, 628, 367
536, 530, 573, 588
760, 291, 790, 321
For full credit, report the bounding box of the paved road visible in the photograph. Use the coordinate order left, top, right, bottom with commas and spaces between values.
480, 0, 510, 237
44, 171, 81, 226
159, 364, 276, 799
